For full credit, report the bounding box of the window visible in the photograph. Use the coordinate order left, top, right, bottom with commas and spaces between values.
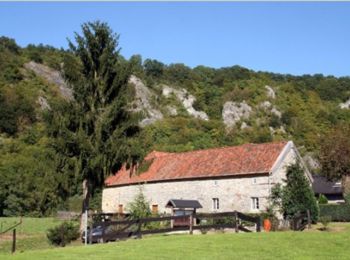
252, 178, 257, 184
251, 197, 259, 210
152, 204, 158, 214
118, 204, 123, 214
212, 198, 219, 210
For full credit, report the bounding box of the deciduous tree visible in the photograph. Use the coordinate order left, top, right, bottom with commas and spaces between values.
319, 124, 350, 195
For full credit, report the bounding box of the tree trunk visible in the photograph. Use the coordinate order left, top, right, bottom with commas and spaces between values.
80, 179, 90, 232
342, 175, 350, 199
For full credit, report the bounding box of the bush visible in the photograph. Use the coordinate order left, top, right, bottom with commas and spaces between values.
46, 221, 80, 247
318, 194, 328, 204
319, 204, 350, 222
280, 163, 319, 222
127, 188, 151, 220
319, 216, 331, 230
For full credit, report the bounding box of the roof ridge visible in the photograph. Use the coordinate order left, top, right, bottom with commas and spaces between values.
150, 140, 288, 157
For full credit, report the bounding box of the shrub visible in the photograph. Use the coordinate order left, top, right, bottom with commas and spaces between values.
318, 194, 328, 204
319, 204, 350, 222
280, 163, 319, 222
46, 221, 79, 247
319, 216, 331, 230
127, 188, 151, 220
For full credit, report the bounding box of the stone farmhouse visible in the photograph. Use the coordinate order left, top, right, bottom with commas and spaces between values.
102, 141, 312, 216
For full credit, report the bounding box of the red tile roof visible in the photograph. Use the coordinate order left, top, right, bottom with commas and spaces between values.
105, 141, 288, 187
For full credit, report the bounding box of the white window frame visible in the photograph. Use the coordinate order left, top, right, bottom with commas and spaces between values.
212, 198, 219, 210
251, 197, 260, 210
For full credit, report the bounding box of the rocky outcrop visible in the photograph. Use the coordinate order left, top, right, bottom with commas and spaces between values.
166, 105, 178, 116
37, 96, 50, 110
240, 122, 250, 130
24, 61, 73, 101
129, 75, 163, 127
222, 101, 252, 128
271, 107, 282, 118
269, 126, 286, 135
339, 98, 350, 109
259, 101, 282, 118
265, 85, 276, 99
162, 85, 209, 120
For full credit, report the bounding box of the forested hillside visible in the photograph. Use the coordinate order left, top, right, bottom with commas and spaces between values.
0, 34, 349, 217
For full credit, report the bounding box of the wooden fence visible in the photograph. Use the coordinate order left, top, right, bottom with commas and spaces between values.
0, 218, 22, 253
88, 211, 262, 244
291, 210, 311, 231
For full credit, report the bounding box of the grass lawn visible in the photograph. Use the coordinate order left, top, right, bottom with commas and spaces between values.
0, 217, 67, 254
1, 222, 349, 260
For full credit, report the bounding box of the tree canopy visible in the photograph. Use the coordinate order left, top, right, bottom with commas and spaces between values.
46, 21, 143, 218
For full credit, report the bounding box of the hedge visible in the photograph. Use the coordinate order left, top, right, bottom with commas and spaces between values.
319, 204, 350, 222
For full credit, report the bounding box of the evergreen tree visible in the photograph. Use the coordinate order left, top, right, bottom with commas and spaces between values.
46, 21, 142, 228
127, 187, 151, 220
281, 162, 319, 222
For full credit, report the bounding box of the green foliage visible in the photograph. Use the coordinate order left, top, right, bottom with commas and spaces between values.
319, 216, 331, 230
127, 188, 151, 220
319, 204, 350, 222
271, 163, 319, 222
0, 133, 69, 216
0, 20, 350, 218
319, 124, 350, 195
46, 221, 79, 247
144, 59, 165, 78
318, 194, 328, 205
46, 21, 143, 214
0, 87, 36, 135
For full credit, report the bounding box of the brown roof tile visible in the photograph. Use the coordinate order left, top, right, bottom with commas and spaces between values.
105, 141, 288, 187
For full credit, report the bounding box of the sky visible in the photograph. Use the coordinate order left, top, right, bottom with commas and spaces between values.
0, 2, 349, 77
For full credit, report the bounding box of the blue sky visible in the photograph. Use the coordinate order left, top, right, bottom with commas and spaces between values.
0, 2, 349, 77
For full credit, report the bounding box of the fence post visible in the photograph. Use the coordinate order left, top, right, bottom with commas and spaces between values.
307, 210, 311, 229
12, 229, 16, 254
256, 217, 262, 232
137, 219, 142, 239
89, 221, 93, 244
189, 213, 193, 235
101, 221, 105, 243
234, 211, 239, 233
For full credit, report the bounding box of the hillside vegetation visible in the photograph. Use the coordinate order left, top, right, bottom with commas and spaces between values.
0, 34, 350, 216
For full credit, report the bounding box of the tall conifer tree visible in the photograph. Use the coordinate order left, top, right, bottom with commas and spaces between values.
47, 21, 141, 228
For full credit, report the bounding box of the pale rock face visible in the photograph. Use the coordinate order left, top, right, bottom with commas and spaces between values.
24, 61, 73, 101
162, 85, 209, 121
269, 126, 286, 135
129, 75, 163, 127
166, 105, 178, 116
240, 122, 250, 130
265, 85, 276, 99
339, 98, 350, 109
259, 101, 282, 118
222, 101, 252, 128
271, 107, 282, 118
37, 96, 50, 110
259, 101, 272, 110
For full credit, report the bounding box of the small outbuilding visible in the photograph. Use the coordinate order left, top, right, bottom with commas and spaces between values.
166, 199, 202, 227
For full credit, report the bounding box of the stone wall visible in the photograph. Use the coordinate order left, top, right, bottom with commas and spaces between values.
102, 145, 299, 215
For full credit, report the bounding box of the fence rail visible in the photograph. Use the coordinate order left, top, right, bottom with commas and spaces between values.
0, 218, 22, 254
89, 211, 261, 244
291, 210, 311, 231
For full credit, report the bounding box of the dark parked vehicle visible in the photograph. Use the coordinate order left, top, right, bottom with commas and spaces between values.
81, 225, 116, 243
